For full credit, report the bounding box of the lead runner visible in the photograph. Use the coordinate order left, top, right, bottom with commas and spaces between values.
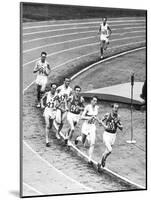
98, 17, 112, 59
98, 103, 123, 171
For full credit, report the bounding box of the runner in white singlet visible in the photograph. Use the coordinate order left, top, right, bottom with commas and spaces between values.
41, 83, 58, 147
54, 78, 72, 139
98, 17, 112, 59
75, 96, 100, 164
33, 52, 51, 108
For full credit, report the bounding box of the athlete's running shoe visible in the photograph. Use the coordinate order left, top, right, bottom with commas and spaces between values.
101, 156, 106, 168
56, 132, 61, 139
46, 142, 50, 147
88, 160, 93, 166
97, 163, 102, 172
75, 138, 78, 145
36, 103, 41, 108
64, 139, 68, 145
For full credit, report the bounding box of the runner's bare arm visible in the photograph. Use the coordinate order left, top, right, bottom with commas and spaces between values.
33, 62, 41, 73
98, 24, 101, 34
44, 64, 51, 76
107, 26, 112, 37
81, 107, 92, 120
56, 87, 61, 94
54, 96, 61, 109
116, 117, 123, 131
76, 97, 85, 112
100, 113, 109, 129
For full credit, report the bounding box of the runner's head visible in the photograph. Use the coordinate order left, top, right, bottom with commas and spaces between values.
50, 83, 57, 94
112, 103, 119, 115
102, 17, 107, 24
91, 96, 98, 106
74, 85, 81, 96
64, 77, 71, 88
41, 51, 47, 62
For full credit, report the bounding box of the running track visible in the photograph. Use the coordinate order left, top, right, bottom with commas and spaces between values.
22, 17, 146, 196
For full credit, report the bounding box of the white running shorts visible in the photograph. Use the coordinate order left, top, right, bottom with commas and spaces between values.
103, 131, 116, 152
67, 112, 80, 130
35, 75, 48, 91
81, 122, 96, 145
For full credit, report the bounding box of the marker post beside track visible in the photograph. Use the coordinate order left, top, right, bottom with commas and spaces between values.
127, 73, 136, 144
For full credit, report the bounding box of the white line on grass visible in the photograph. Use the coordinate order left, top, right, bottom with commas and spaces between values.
23, 182, 44, 195
23, 35, 145, 66
23, 30, 145, 53
23, 40, 145, 93
23, 19, 145, 30
23, 141, 94, 192
23, 24, 145, 36
71, 46, 146, 80
23, 27, 145, 43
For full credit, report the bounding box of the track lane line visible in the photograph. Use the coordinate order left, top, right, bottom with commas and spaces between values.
23, 17, 145, 26
23, 35, 145, 66
71, 47, 146, 80
23, 182, 44, 195
23, 30, 145, 53
53, 118, 145, 189
23, 27, 145, 43
23, 24, 145, 36
23, 19, 145, 30
23, 141, 94, 192
23, 40, 145, 93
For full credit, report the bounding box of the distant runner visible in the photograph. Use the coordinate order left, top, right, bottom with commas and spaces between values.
75, 96, 99, 164
98, 17, 112, 59
41, 83, 57, 147
98, 103, 123, 171
65, 85, 84, 146
33, 52, 51, 108
54, 78, 72, 139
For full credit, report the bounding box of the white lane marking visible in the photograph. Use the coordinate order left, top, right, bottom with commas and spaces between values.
23, 30, 97, 43
23, 30, 145, 53
23, 35, 145, 66
71, 46, 146, 80
23, 26, 145, 43
23, 40, 145, 93
23, 17, 145, 26
23, 141, 94, 192
23, 24, 145, 36
53, 119, 145, 189
23, 19, 145, 30
23, 81, 35, 94
23, 182, 43, 195
23, 26, 145, 44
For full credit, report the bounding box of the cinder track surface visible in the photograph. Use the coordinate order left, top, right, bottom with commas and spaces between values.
22, 17, 146, 197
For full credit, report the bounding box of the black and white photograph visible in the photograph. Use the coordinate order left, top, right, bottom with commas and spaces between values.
20, 2, 147, 198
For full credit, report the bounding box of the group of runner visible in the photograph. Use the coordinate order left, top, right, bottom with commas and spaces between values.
33, 18, 123, 170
